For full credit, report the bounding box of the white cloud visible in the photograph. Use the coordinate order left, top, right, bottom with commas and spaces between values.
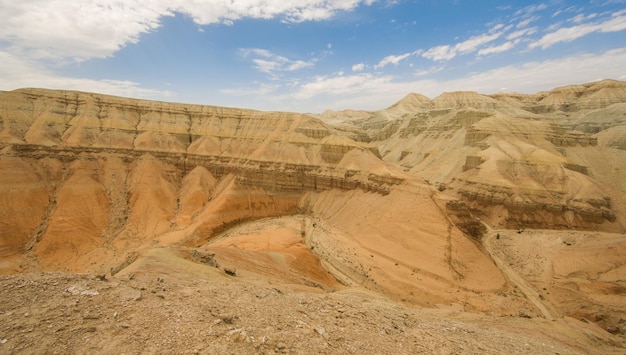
352, 63, 366, 72
529, 10, 626, 49
292, 73, 394, 99
444, 48, 626, 96
422, 31, 502, 61
240, 48, 315, 74
252, 59, 282, 74
3, 0, 625, 114
490, 23, 505, 32
516, 15, 540, 28
288, 60, 314, 71
602, 9, 626, 31
507, 27, 538, 40
0, 50, 172, 99
0, 0, 377, 61
374, 52, 412, 69
242, 48, 274, 58
422, 45, 456, 61
569, 13, 598, 24
514, 3, 548, 17
0, 1, 165, 61
477, 41, 517, 56
280, 48, 626, 111
529, 24, 598, 49
414, 66, 444, 77
455, 32, 502, 54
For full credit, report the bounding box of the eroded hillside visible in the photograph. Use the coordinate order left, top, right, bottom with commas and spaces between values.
323, 79, 626, 231
1, 82, 625, 353
0, 88, 400, 272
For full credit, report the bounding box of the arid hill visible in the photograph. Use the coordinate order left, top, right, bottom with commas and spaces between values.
1, 81, 625, 353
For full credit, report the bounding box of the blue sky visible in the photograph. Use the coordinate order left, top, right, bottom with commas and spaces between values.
1, 1, 625, 112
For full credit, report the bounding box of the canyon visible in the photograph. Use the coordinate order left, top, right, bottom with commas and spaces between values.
1, 80, 625, 353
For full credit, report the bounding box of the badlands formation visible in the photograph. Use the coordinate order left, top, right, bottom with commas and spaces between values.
1, 80, 625, 353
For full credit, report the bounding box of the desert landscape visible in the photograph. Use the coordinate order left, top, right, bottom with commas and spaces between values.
1, 80, 626, 354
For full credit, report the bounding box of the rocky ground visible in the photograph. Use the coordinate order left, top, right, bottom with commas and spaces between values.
0, 249, 623, 354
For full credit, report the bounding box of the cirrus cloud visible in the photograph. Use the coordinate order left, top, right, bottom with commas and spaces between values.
374, 52, 412, 69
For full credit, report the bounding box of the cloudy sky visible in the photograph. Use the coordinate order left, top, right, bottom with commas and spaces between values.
1, 0, 625, 112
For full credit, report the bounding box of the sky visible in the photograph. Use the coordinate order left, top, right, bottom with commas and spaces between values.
1, 1, 626, 113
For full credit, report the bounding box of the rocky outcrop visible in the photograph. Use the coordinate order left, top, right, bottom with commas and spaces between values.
463, 127, 492, 146
445, 200, 487, 239
528, 80, 626, 112
463, 155, 485, 171
432, 91, 500, 110
456, 179, 617, 229
563, 163, 589, 175
463, 121, 597, 147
